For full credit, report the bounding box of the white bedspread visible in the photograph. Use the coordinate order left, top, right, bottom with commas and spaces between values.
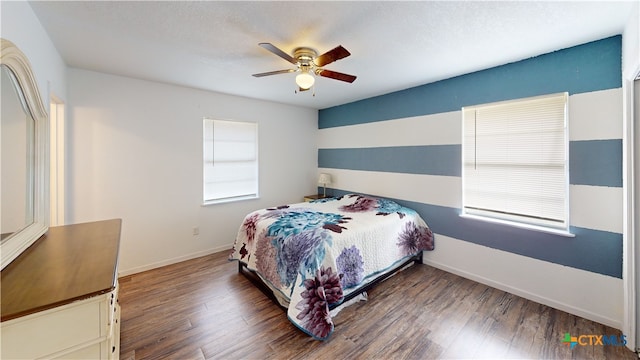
229, 194, 434, 339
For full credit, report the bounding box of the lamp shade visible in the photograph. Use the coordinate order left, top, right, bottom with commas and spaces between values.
296, 72, 315, 89
317, 173, 332, 185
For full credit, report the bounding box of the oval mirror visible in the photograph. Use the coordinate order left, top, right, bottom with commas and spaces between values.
1, 64, 35, 242
1, 39, 49, 270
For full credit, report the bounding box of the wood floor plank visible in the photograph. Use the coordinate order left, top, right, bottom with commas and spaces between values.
118, 251, 638, 360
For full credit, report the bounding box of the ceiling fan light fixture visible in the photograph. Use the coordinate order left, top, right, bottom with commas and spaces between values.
295, 71, 315, 89
254, 43, 356, 91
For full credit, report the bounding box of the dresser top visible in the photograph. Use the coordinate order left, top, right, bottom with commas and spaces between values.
1, 219, 121, 321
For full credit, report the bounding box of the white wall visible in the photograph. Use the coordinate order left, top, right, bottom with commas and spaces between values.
67, 69, 318, 275
0, 1, 67, 104
2, 1, 319, 277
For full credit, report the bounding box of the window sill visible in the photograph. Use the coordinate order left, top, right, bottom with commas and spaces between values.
459, 213, 575, 238
202, 195, 259, 206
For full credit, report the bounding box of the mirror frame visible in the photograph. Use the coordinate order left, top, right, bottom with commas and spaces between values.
1, 38, 49, 270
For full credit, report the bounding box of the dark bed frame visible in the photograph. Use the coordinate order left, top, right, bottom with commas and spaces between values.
237, 251, 423, 311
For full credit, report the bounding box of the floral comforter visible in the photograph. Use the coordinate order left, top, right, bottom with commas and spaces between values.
228, 194, 434, 340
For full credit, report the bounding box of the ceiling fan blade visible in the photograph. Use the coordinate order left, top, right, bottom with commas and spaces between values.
252, 69, 296, 77
258, 43, 297, 65
314, 45, 351, 67
317, 69, 357, 83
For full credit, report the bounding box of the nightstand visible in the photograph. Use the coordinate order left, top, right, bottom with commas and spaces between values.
303, 194, 331, 202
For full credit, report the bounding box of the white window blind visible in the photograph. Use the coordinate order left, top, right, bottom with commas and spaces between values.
462, 93, 568, 231
203, 119, 258, 203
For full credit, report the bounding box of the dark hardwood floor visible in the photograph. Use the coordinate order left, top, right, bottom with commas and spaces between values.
118, 251, 637, 360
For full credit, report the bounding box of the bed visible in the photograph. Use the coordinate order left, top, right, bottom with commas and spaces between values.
228, 194, 434, 340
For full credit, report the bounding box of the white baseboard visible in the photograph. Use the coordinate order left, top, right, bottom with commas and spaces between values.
118, 245, 230, 277
422, 235, 623, 330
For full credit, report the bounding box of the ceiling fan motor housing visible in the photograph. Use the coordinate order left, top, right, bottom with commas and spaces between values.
293, 47, 317, 68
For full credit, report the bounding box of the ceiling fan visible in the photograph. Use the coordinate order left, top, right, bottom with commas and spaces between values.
252, 42, 357, 92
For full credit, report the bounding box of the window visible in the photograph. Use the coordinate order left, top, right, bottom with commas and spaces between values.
203, 119, 258, 204
461, 93, 569, 233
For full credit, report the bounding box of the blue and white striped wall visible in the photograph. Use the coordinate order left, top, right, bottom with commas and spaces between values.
317, 36, 625, 328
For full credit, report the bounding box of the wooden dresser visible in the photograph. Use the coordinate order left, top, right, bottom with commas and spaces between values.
1, 219, 122, 359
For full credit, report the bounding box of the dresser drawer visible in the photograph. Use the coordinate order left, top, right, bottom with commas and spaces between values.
1, 295, 108, 359
52, 342, 105, 359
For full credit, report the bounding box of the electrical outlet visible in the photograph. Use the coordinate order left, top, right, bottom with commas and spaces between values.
192, 227, 199, 236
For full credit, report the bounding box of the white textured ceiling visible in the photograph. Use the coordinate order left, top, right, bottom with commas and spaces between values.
29, 1, 634, 109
